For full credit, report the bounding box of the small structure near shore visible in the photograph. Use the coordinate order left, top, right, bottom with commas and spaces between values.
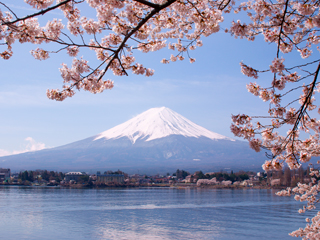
96, 173, 125, 184
0, 168, 11, 182
65, 172, 86, 182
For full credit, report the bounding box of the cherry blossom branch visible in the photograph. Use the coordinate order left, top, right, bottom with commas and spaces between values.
276, 0, 290, 58
35, 36, 114, 51
292, 62, 320, 132
0, 2, 18, 19
2, 0, 72, 25
131, 0, 162, 9
286, 59, 320, 70
218, 0, 232, 11
59, 0, 177, 93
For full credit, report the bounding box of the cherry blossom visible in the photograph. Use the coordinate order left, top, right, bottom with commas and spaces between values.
30, 48, 49, 60
240, 62, 258, 79
25, 0, 54, 10
270, 58, 285, 74
249, 138, 261, 152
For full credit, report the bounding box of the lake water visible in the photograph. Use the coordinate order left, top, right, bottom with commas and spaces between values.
0, 187, 311, 239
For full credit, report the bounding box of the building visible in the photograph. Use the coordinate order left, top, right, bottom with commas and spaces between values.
0, 173, 5, 182
0, 168, 10, 178
65, 172, 86, 182
97, 173, 125, 184
0, 168, 10, 181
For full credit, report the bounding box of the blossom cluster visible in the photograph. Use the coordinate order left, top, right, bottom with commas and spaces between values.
0, 0, 228, 99
226, 0, 320, 237
25, 0, 54, 10
240, 62, 258, 79
276, 169, 320, 239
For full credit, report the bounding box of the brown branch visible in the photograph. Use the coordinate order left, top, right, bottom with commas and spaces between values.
103, 0, 177, 73
131, 0, 160, 9
277, 0, 290, 58
3, 0, 72, 25
259, 63, 320, 163
286, 59, 320, 70
118, 0, 177, 52
218, 0, 232, 11
0, 2, 18, 19
292, 62, 320, 133
63, 0, 177, 93
186, 0, 205, 18
35, 36, 114, 52
279, 63, 320, 161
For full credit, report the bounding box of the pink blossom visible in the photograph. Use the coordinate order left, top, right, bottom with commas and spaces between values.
81, 17, 100, 35
293, 3, 315, 15
312, 15, 320, 28
67, 21, 82, 36
272, 160, 283, 170
246, 82, 260, 96
25, 0, 54, 9
30, 48, 49, 60
230, 124, 243, 137
145, 68, 154, 77
161, 58, 169, 64
132, 63, 146, 75
231, 114, 251, 125
0, 50, 12, 60
272, 78, 286, 90
45, 19, 64, 40
270, 58, 285, 73
170, 54, 177, 62
240, 62, 258, 79
230, 20, 250, 39
249, 138, 261, 152
262, 160, 273, 171
67, 46, 79, 57
196, 40, 203, 47
300, 152, 311, 163
298, 48, 312, 59
259, 89, 271, 102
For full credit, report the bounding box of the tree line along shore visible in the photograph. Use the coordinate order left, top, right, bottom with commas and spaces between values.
0, 167, 312, 189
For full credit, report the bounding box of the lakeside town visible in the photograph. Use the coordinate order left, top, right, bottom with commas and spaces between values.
0, 166, 312, 189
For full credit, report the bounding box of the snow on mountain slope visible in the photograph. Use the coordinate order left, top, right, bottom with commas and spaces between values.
94, 107, 234, 144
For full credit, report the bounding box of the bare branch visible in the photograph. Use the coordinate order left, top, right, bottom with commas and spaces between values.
3, 0, 72, 25
0, 2, 18, 19
131, 0, 161, 9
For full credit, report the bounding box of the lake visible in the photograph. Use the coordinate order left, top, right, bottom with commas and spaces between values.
0, 187, 310, 239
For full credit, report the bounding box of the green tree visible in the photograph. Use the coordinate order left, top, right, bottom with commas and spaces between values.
21, 171, 28, 181
194, 171, 206, 179
41, 170, 50, 181
175, 169, 189, 179
79, 175, 89, 183
284, 167, 291, 187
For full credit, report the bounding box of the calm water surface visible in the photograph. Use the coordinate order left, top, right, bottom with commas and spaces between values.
0, 187, 310, 239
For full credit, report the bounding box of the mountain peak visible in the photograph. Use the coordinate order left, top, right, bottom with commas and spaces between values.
152, 106, 167, 111
94, 107, 234, 144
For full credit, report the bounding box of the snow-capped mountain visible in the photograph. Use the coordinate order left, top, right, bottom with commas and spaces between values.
0, 107, 265, 173
94, 107, 233, 143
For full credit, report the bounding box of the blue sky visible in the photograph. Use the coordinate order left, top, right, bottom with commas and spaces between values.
0, 2, 293, 156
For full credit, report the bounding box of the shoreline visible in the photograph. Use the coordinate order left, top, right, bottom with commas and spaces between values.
0, 182, 286, 190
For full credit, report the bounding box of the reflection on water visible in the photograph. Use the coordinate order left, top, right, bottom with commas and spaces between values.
0, 187, 311, 240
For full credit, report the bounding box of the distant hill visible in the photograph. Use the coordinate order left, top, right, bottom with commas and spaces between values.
0, 107, 266, 174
